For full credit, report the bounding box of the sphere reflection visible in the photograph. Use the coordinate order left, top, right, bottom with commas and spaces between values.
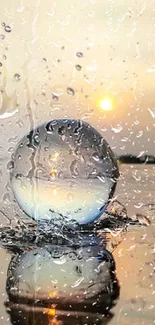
6, 238, 119, 313
6, 304, 114, 325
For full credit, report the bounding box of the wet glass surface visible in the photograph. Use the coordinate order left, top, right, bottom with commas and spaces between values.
0, 0, 154, 324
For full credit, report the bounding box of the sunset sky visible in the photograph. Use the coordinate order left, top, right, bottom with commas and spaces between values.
0, 0, 154, 156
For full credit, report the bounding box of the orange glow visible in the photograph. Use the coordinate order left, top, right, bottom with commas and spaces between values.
50, 168, 57, 177
44, 304, 60, 325
49, 292, 56, 298
44, 308, 56, 317
48, 317, 60, 325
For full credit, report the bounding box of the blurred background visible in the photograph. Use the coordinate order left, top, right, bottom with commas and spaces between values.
0, 0, 154, 158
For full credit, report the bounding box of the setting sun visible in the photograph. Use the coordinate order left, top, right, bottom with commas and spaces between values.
100, 98, 112, 111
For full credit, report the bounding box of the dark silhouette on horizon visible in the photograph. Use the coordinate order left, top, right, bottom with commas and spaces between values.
118, 154, 155, 164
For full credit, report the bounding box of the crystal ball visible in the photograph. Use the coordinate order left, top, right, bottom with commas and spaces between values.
10, 119, 119, 224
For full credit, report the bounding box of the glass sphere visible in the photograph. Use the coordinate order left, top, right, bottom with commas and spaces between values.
10, 119, 119, 225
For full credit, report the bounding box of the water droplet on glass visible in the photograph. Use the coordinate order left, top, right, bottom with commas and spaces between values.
147, 107, 155, 119
45, 121, 54, 134
3, 55, 7, 60
7, 160, 14, 171
70, 159, 79, 177
58, 125, 66, 135
111, 126, 123, 133
14, 73, 21, 81
0, 63, 2, 67
75, 64, 82, 71
76, 52, 83, 58
52, 94, 58, 101
8, 147, 14, 153
0, 35, 5, 40
92, 152, 100, 162
33, 133, 40, 145
67, 87, 75, 96
10, 119, 119, 225
1, 22, 5, 27
3, 192, 11, 205
137, 130, 143, 138
4, 25, 11, 33
6, 182, 11, 191
16, 119, 24, 128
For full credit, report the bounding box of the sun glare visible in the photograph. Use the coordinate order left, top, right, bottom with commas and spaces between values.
100, 98, 112, 111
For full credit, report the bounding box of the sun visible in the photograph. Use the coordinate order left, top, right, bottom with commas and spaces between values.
100, 98, 112, 111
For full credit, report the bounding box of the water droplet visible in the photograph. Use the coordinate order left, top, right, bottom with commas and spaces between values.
75, 64, 82, 71
137, 130, 143, 138
111, 126, 123, 133
3, 192, 11, 205
45, 121, 54, 134
58, 125, 65, 135
70, 159, 79, 176
16, 119, 24, 128
4, 25, 11, 33
3, 55, 7, 60
67, 123, 72, 129
0, 35, 5, 40
67, 87, 75, 96
8, 147, 14, 153
7, 160, 14, 171
92, 152, 100, 162
14, 73, 21, 81
148, 107, 155, 119
33, 134, 40, 145
6, 182, 11, 191
0, 63, 2, 67
76, 52, 83, 58
1, 22, 5, 27
8, 136, 18, 144
97, 175, 106, 183
58, 171, 64, 179
52, 94, 58, 101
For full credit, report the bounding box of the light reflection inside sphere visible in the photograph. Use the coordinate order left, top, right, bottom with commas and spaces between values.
10, 119, 119, 225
